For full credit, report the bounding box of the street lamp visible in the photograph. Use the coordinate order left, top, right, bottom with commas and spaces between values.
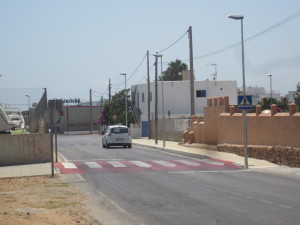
25, 94, 31, 126
268, 74, 272, 105
153, 53, 165, 148
229, 14, 248, 168
120, 73, 128, 127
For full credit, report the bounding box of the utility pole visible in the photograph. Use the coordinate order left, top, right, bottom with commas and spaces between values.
108, 78, 111, 101
188, 26, 195, 117
89, 89, 93, 134
99, 96, 103, 134
154, 54, 158, 145
147, 50, 151, 140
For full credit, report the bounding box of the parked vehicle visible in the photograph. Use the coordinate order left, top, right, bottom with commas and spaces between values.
102, 125, 132, 148
0, 106, 15, 133
4, 108, 25, 130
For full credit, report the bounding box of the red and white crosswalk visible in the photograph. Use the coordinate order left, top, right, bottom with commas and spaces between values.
55, 158, 242, 174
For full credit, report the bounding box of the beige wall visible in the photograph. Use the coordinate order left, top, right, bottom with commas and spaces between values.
188, 96, 300, 148
0, 134, 51, 166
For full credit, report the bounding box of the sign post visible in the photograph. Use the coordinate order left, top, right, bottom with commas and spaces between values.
238, 95, 252, 168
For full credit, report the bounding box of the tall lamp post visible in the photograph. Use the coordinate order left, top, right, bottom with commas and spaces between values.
25, 94, 31, 126
120, 73, 128, 127
229, 14, 248, 168
268, 74, 272, 105
154, 53, 165, 147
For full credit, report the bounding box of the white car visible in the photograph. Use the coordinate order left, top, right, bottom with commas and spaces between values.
102, 125, 132, 148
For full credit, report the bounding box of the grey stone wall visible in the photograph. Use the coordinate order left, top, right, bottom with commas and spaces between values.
150, 119, 190, 142
0, 134, 51, 166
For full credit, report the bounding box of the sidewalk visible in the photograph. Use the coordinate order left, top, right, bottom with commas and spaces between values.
0, 163, 57, 179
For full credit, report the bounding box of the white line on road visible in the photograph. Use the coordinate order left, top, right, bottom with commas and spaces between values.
62, 162, 77, 169
107, 161, 127, 167
58, 152, 69, 162
153, 161, 176, 167
129, 161, 152, 168
175, 160, 200, 166
84, 162, 102, 168
260, 199, 273, 204
278, 204, 292, 209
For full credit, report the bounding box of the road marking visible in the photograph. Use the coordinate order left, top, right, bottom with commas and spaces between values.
260, 199, 273, 204
129, 161, 152, 168
62, 162, 77, 169
76, 174, 86, 182
58, 152, 69, 162
278, 204, 292, 209
197, 159, 224, 166
107, 161, 127, 167
84, 162, 102, 168
175, 160, 200, 166
153, 160, 176, 167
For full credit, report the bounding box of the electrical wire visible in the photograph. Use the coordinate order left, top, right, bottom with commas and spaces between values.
92, 89, 108, 98
137, 64, 155, 84
111, 52, 147, 87
191, 10, 300, 61
156, 30, 189, 54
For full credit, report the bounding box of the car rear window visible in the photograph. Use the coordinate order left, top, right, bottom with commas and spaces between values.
111, 127, 128, 134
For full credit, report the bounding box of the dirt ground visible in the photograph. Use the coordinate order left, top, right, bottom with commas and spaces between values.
0, 175, 100, 225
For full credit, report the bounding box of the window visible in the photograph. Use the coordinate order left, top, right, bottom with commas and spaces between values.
142, 93, 145, 102
196, 90, 206, 98
111, 127, 129, 134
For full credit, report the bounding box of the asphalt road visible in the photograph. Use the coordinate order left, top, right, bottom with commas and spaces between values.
58, 134, 300, 225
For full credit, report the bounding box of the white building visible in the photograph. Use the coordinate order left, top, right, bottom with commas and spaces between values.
288, 91, 296, 103
244, 86, 281, 105
131, 80, 237, 136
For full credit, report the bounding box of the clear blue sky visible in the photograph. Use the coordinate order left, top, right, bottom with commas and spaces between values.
0, 0, 299, 109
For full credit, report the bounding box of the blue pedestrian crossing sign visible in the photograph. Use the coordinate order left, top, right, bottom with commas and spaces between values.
238, 95, 252, 110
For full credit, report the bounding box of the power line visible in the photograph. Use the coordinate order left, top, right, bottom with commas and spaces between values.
156, 29, 189, 54
137, 64, 155, 84
111, 52, 147, 87
92, 89, 108, 98
191, 10, 300, 61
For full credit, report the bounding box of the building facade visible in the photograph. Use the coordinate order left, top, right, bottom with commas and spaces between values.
131, 80, 237, 136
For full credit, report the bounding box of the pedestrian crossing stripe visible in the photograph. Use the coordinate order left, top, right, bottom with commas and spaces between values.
107, 161, 127, 167
62, 162, 77, 169
130, 161, 152, 168
55, 159, 242, 173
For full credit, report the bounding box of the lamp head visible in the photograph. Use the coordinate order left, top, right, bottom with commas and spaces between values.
228, 14, 244, 20
153, 54, 162, 57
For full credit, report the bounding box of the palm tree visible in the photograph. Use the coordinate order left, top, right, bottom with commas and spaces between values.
160, 59, 188, 81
